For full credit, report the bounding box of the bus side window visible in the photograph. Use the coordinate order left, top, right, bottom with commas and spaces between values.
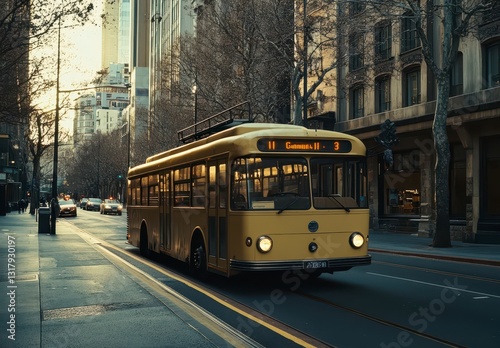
219, 164, 227, 208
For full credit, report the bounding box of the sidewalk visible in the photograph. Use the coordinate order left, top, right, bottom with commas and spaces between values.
1, 212, 499, 347
369, 229, 500, 266
0, 212, 223, 348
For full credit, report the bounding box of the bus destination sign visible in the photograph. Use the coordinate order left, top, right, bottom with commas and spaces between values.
257, 138, 352, 153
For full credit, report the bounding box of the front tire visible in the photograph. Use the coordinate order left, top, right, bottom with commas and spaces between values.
139, 228, 150, 258
190, 239, 207, 279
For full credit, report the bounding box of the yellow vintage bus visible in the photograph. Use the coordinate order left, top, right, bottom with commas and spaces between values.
127, 122, 371, 278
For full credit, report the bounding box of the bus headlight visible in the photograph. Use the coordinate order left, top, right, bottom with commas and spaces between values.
257, 236, 273, 253
349, 232, 365, 248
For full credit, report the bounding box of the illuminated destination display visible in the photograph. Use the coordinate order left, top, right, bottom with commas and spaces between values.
257, 138, 352, 153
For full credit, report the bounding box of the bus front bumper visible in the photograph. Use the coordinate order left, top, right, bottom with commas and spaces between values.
229, 255, 371, 272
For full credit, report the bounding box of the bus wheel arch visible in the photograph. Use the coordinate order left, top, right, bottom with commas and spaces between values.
190, 229, 207, 277
139, 221, 150, 258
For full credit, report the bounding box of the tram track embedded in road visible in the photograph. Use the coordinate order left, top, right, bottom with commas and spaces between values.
291, 289, 467, 348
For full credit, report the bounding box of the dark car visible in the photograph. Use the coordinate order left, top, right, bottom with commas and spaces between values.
59, 199, 77, 217
79, 198, 89, 209
85, 198, 101, 211
100, 199, 123, 215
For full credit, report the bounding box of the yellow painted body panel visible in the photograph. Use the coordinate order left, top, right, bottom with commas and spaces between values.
227, 210, 369, 261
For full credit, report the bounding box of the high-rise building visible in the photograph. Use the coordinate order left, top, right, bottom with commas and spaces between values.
101, 0, 119, 69
149, 0, 195, 127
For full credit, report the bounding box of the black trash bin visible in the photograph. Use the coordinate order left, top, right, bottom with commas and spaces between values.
38, 207, 51, 234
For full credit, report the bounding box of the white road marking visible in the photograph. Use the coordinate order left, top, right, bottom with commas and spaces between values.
367, 272, 500, 299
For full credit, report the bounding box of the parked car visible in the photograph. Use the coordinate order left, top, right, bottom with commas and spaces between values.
100, 199, 123, 215
79, 198, 89, 209
85, 198, 101, 211
58, 199, 77, 217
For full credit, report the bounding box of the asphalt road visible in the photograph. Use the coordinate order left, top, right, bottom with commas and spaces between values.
69, 209, 500, 347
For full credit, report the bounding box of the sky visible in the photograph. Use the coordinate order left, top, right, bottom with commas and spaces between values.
41, 2, 103, 134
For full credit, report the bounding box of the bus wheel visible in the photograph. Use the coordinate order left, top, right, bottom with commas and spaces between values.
191, 241, 207, 278
140, 228, 150, 258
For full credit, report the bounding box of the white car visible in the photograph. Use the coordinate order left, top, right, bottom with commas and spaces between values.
100, 199, 123, 215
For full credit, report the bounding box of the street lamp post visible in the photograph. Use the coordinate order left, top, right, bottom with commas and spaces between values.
124, 83, 131, 168
50, 20, 62, 235
303, 0, 308, 129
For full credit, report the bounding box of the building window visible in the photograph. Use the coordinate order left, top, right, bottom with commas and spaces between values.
481, 2, 500, 24
450, 52, 463, 96
375, 22, 392, 60
350, 34, 364, 71
351, 86, 364, 119
375, 75, 391, 113
401, 13, 420, 52
404, 67, 421, 106
350, 0, 366, 17
486, 41, 500, 88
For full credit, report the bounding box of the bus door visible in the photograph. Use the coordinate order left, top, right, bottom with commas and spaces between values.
207, 159, 228, 271
159, 171, 171, 251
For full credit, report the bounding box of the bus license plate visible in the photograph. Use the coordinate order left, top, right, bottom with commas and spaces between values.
304, 261, 327, 269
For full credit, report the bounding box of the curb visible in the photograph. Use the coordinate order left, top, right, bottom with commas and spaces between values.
369, 248, 500, 267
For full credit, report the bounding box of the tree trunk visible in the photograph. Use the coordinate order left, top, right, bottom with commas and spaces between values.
29, 156, 41, 215
432, 79, 452, 247
293, 97, 303, 125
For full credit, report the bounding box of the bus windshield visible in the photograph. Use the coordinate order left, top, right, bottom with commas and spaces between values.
231, 157, 310, 211
231, 156, 367, 211
310, 157, 367, 210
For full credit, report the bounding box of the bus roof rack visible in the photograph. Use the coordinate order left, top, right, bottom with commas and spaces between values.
177, 101, 253, 143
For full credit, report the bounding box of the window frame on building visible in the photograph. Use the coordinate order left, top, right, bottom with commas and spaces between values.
349, 0, 366, 17
485, 41, 500, 88
375, 75, 391, 113
350, 85, 365, 119
375, 21, 392, 61
450, 52, 463, 96
404, 66, 421, 106
349, 33, 364, 71
401, 13, 420, 52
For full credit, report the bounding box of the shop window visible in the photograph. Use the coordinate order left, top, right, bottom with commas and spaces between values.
382, 150, 421, 215
482, 136, 500, 216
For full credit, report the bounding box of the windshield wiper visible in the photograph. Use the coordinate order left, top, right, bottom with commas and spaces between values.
328, 194, 350, 213
277, 193, 301, 215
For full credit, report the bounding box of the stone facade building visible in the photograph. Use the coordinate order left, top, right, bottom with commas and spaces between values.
305, 1, 500, 243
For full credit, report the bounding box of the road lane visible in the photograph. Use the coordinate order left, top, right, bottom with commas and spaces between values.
65, 212, 500, 347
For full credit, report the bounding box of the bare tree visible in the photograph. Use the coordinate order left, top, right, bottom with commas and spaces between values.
66, 130, 127, 199
1, 0, 94, 212
174, 0, 294, 124
366, 0, 499, 247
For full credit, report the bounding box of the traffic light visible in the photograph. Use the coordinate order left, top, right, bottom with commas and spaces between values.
375, 119, 399, 168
